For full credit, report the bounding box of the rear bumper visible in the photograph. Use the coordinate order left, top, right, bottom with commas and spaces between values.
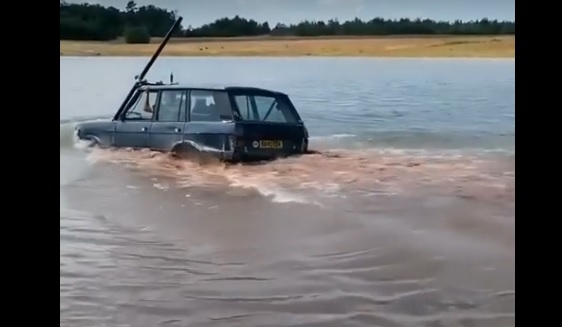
172, 140, 305, 163
175, 135, 309, 163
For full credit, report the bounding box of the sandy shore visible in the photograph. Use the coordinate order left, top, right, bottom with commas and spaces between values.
60, 35, 514, 58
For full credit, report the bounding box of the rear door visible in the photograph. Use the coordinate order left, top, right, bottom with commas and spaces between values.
148, 89, 188, 151
185, 90, 235, 151
113, 89, 158, 148
231, 92, 307, 153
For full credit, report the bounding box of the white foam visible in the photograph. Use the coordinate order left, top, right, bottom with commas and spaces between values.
310, 133, 357, 140
226, 177, 310, 204
70, 128, 99, 151
153, 183, 169, 190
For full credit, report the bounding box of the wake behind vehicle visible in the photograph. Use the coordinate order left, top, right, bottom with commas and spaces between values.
74, 17, 309, 163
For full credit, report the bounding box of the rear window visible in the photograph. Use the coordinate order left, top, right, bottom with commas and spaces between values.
233, 94, 299, 123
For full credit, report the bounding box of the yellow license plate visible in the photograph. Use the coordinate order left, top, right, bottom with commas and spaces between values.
259, 140, 283, 149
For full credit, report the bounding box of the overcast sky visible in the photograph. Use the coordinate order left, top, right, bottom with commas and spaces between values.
70, 0, 515, 27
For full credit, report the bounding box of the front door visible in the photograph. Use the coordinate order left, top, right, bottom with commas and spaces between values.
113, 120, 152, 148
113, 89, 158, 148
148, 90, 188, 151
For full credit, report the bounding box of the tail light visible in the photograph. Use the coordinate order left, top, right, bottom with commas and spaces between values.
228, 135, 236, 150
300, 138, 307, 152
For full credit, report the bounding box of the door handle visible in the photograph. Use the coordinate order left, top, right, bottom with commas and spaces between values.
174, 128, 181, 133
141, 127, 147, 132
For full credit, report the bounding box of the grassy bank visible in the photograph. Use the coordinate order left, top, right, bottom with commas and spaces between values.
60, 35, 514, 58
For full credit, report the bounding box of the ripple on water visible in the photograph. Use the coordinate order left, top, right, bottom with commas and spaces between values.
60, 145, 514, 326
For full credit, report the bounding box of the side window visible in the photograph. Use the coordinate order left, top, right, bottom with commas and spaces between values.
156, 90, 187, 122
125, 90, 158, 120
190, 90, 233, 122
254, 96, 290, 123
235, 96, 252, 120
233, 95, 298, 123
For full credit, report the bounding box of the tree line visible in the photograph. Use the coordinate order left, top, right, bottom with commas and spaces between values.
60, 1, 515, 43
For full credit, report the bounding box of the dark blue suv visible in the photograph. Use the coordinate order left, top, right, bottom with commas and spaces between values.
75, 84, 310, 162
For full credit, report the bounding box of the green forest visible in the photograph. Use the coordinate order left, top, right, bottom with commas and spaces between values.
60, 1, 516, 42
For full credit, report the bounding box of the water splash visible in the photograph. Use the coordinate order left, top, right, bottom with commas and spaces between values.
86, 147, 514, 205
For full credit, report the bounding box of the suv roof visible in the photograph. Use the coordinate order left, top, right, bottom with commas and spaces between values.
138, 84, 286, 96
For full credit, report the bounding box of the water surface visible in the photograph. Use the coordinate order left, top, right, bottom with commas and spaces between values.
60, 57, 515, 327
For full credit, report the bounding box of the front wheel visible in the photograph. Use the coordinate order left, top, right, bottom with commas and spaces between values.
74, 136, 100, 150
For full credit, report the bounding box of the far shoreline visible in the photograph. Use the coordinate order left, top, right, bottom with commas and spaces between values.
60, 35, 515, 58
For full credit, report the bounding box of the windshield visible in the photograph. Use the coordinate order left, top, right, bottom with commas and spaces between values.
232, 94, 299, 123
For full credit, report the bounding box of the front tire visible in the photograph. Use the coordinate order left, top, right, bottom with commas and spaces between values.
171, 142, 199, 158
75, 136, 100, 150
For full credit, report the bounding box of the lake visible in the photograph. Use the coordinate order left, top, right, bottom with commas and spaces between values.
60, 57, 515, 327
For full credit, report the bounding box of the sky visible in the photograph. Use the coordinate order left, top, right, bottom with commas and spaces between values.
69, 0, 516, 27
